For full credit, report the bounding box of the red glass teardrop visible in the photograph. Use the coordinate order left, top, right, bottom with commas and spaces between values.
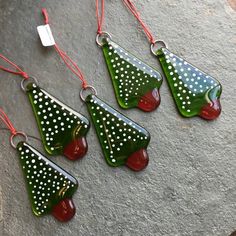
126, 149, 149, 171
51, 198, 76, 222
137, 88, 160, 112
199, 99, 221, 120
63, 137, 88, 161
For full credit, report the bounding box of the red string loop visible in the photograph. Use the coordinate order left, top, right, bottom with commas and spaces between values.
41, 9, 88, 89
0, 54, 29, 79
96, 0, 105, 35
53, 44, 88, 88
122, 0, 156, 44
0, 108, 18, 135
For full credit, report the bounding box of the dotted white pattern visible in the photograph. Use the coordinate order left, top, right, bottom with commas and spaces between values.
159, 48, 221, 115
103, 40, 162, 108
87, 95, 150, 165
18, 142, 78, 216
28, 84, 90, 153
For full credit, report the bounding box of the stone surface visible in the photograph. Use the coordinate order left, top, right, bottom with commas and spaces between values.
0, 0, 235, 235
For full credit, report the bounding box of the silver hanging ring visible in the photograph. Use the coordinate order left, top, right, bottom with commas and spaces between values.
80, 85, 97, 102
21, 77, 39, 92
96, 31, 112, 47
151, 40, 168, 55
10, 132, 28, 149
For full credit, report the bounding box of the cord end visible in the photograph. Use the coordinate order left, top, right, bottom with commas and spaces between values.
21, 71, 29, 80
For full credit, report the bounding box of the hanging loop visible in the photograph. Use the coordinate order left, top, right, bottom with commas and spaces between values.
150, 40, 168, 55
80, 85, 97, 102
21, 77, 39, 92
0, 108, 28, 148
122, 0, 156, 44
0, 54, 30, 79
96, 31, 112, 47
10, 132, 28, 149
96, 0, 105, 35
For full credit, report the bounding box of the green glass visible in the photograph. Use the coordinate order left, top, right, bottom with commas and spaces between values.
102, 39, 163, 112
17, 142, 78, 217
26, 83, 90, 160
157, 47, 222, 120
85, 94, 150, 171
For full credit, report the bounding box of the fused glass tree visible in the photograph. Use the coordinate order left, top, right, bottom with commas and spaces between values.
17, 141, 78, 222
102, 39, 163, 112
157, 47, 222, 120
26, 82, 90, 160
85, 94, 150, 171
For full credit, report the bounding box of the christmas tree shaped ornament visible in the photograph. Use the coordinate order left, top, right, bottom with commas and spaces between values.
0, 54, 90, 161
122, 0, 222, 120
23, 81, 90, 160
38, 9, 151, 171
95, 0, 163, 112
100, 38, 162, 111
17, 142, 78, 221
83, 93, 150, 170
156, 47, 222, 120
0, 109, 78, 222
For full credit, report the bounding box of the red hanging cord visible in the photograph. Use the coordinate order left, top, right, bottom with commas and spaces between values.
41, 8, 88, 88
122, 0, 155, 44
42, 8, 49, 24
96, 0, 105, 35
0, 54, 29, 79
0, 108, 18, 135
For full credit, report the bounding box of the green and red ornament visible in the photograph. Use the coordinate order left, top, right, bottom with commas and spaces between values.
17, 142, 78, 222
156, 47, 222, 120
0, 53, 90, 161
101, 38, 162, 112
96, 0, 163, 112
25, 82, 90, 160
85, 94, 150, 171
0, 109, 78, 222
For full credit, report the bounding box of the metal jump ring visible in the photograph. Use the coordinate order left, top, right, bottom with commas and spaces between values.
80, 85, 97, 102
10, 132, 28, 149
96, 31, 112, 47
21, 77, 39, 92
151, 40, 168, 55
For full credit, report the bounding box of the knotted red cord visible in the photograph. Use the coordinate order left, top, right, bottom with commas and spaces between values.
122, 0, 155, 44
41, 8, 88, 88
0, 108, 17, 135
96, 0, 105, 35
0, 54, 29, 79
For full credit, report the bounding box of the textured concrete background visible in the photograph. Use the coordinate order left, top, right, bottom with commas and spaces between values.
0, 0, 236, 235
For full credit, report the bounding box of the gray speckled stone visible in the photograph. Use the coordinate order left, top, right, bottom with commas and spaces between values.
0, 0, 236, 235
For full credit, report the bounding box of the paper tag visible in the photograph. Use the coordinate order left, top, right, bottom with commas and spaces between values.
37, 24, 55, 47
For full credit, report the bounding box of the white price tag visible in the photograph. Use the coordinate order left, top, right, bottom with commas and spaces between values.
37, 24, 55, 47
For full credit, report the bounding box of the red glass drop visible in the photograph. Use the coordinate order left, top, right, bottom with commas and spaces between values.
137, 88, 160, 112
51, 198, 76, 222
126, 149, 149, 171
199, 99, 221, 120
63, 137, 88, 161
